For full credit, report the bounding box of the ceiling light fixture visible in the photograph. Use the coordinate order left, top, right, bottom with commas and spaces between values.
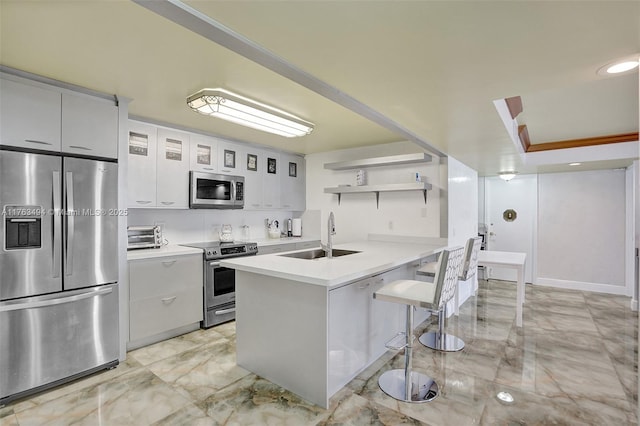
597, 55, 640, 76
498, 171, 517, 181
186, 88, 314, 138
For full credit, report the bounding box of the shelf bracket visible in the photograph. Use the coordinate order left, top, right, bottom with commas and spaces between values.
375, 191, 380, 209
337, 193, 342, 205
423, 190, 428, 204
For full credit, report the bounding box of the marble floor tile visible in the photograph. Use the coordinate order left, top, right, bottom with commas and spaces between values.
2, 280, 636, 426
129, 327, 226, 366
146, 337, 250, 402
481, 382, 633, 426
196, 374, 331, 425
13, 368, 192, 426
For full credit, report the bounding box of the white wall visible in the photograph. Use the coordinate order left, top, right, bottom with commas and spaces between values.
305, 141, 442, 244
127, 208, 302, 244
447, 157, 479, 308
537, 169, 627, 293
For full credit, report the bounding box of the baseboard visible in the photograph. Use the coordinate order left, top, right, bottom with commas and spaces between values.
536, 277, 629, 296
631, 299, 638, 311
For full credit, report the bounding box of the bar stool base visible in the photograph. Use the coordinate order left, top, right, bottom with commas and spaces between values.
378, 369, 439, 403
419, 332, 465, 352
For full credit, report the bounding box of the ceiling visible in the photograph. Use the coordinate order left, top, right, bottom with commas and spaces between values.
0, 0, 638, 176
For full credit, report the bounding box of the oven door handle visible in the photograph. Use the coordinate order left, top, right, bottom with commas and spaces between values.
215, 307, 236, 315
208, 261, 221, 267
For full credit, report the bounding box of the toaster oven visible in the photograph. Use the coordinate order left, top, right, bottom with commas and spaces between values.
127, 226, 163, 250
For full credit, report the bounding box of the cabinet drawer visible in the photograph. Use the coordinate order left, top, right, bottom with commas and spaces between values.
129, 255, 202, 301
130, 287, 203, 341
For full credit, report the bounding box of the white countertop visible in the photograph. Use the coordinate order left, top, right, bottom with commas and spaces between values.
221, 240, 444, 288
127, 244, 203, 261
254, 236, 320, 247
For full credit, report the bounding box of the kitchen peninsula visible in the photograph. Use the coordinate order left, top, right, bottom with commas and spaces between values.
220, 240, 444, 408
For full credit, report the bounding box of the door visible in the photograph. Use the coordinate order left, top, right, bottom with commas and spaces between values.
190, 134, 217, 173
484, 175, 536, 283
157, 128, 189, 208
0, 150, 63, 300
128, 120, 157, 207
0, 78, 62, 152
63, 157, 118, 290
61, 92, 118, 159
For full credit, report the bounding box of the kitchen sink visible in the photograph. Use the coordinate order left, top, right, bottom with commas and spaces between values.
279, 248, 360, 260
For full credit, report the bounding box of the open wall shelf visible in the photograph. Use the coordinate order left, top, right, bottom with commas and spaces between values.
323, 153, 432, 170
324, 182, 432, 209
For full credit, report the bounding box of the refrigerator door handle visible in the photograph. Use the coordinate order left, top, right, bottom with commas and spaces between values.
0, 287, 113, 313
52, 171, 61, 278
65, 171, 75, 275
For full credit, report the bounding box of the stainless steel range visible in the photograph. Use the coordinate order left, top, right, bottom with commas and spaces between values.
180, 241, 257, 327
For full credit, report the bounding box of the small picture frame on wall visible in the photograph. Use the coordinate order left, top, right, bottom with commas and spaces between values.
224, 149, 236, 168
289, 162, 297, 177
247, 154, 258, 171
267, 157, 277, 174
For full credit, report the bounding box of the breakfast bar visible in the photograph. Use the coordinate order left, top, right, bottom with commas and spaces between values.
221, 240, 444, 408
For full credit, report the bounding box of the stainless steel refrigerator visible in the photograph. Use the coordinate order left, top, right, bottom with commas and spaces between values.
0, 149, 119, 405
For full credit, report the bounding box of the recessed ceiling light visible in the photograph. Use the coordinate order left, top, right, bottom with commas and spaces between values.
606, 61, 639, 74
498, 171, 517, 181
568, 162, 581, 166
597, 55, 640, 76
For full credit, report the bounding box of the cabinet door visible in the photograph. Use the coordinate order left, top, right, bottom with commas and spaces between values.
370, 272, 404, 361
129, 255, 203, 342
243, 148, 263, 210
328, 278, 371, 395
281, 154, 305, 211
218, 141, 245, 176
157, 128, 190, 208
190, 134, 217, 173
262, 152, 280, 209
0, 78, 62, 151
62, 93, 118, 159
128, 121, 157, 207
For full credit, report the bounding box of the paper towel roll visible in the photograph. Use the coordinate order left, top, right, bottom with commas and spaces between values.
292, 218, 302, 237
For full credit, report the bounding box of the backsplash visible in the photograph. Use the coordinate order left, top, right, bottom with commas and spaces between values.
127, 209, 316, 245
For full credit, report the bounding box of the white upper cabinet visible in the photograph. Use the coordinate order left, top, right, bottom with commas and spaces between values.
127, 121, 157, 208
0, 78, 62, 151
242, 147, 264, 210
281, 153, 306, 211
262, 151, 280, 209
62, 93, 118, 159
190, 134, 217, 173
156, 128, 190, 209
218, 141, 245, 177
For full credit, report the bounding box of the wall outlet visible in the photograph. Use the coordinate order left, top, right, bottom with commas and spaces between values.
388, 221, 393, 230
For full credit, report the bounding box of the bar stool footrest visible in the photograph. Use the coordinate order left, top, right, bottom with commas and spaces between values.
385, 332, 410, 350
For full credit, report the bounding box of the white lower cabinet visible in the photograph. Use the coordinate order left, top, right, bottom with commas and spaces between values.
328, 264, 416, 395
128, 254, 203, 346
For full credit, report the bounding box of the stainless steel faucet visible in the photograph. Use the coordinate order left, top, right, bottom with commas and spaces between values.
324, 211, 336, 259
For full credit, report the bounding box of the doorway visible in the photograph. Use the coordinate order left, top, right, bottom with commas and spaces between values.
484, 175, 536, 283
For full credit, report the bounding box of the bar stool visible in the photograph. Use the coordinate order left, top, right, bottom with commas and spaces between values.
373, 247, 464, 403
416, 237, 480, 352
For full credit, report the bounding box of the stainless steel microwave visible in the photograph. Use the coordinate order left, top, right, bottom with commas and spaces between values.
189, 171, 244, 209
